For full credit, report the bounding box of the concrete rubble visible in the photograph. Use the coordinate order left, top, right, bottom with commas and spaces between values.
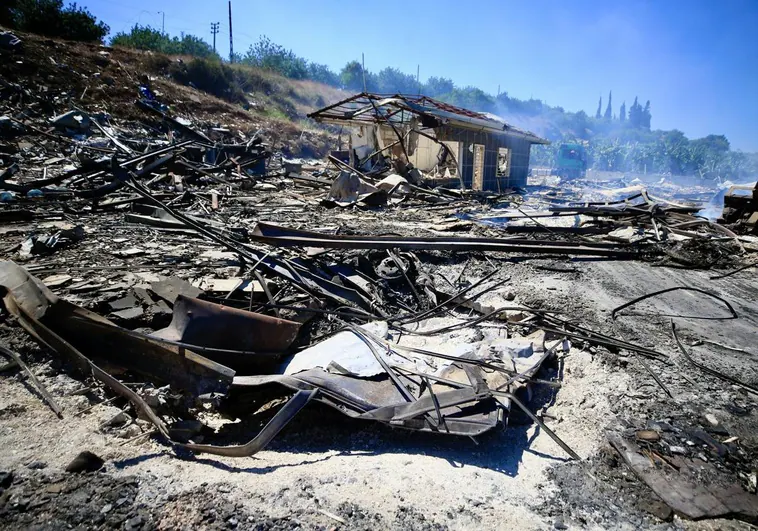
1, 32, 757, 530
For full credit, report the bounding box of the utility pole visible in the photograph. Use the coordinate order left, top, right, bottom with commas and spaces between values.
210, 22, 220, 53
361, 53, 366, 92
158, 11, 165, 34
228, 1, 234, 63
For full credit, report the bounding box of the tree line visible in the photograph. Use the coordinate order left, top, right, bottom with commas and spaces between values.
110, 25, 218, 59
532, 131, 757, 181
596, 91, 651, 129
3, 4, 754, 181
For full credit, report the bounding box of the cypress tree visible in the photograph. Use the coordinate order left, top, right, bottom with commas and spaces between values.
604, 91, 612, 121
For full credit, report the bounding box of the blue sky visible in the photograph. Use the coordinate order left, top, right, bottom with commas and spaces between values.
84, 0, 758, 151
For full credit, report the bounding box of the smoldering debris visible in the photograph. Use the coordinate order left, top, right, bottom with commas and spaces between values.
1, 41, 757, 528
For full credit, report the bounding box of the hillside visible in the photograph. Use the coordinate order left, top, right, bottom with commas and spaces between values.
0, 29, 346, 157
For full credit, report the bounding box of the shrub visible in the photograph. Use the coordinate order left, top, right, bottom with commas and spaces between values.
4, 0, 109, 42
111, 25, 218, 59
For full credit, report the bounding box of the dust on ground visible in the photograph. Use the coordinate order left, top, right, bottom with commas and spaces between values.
3, 254, 757, 529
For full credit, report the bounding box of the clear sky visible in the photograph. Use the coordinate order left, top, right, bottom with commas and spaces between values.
83, 0, 758, 151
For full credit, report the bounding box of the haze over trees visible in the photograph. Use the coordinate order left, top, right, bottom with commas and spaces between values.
2, 2, 753, 182
604, 91, 612, 121
102, 30, 758, 180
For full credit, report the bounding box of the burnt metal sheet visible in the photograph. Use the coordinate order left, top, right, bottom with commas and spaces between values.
152, 295, 301, 372
252, 222, 642, 258
228, 327, 525, 438
232, 369, 501, 437
0, 261, 233, 396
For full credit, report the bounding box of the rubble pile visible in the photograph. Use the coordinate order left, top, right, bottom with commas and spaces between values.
1, 30, 757, 527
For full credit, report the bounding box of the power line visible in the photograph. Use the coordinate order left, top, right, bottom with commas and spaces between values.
92, 0, 201, 28
210, 22, 220, 53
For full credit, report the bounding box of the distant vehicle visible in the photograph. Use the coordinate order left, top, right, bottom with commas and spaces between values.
554, 143, 587, 179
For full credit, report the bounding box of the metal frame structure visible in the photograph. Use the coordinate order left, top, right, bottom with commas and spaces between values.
308, 93, 549, 191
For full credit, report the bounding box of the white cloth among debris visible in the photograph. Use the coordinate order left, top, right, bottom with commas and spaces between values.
326, 171, 380, 205
376, 174, 411, 195
284, 321, 393, 377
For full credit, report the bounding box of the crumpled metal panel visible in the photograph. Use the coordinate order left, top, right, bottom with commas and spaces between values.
0, 260, 233, 397
232, 364, 502, 437
152, 295, 301, 373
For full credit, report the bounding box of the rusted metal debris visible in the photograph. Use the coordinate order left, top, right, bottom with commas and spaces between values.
0, 260, 577, 458
0, 261, 234, 397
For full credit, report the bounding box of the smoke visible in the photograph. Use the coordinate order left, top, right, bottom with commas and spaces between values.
699, 179, 757, 220
492, 106, 562, 141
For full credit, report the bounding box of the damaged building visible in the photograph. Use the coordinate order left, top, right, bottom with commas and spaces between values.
308, 92, 549, 191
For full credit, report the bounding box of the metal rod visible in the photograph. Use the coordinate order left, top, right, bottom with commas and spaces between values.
0, 346, 63, 418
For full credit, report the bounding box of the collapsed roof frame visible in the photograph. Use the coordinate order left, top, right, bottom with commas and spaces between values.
309, 93, 549, 192
307, 92, 549, 145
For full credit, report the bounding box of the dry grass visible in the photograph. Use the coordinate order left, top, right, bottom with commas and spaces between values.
0, 30, 340, 157
121, 45, 348, 126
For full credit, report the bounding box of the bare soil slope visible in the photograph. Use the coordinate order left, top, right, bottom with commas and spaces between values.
0, 29, 342, 156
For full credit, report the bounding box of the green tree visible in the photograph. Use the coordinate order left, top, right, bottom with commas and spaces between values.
111, 25, 178, 53
624, 141, 655, 172
659, 130, 691, 174
595, 96, 602, 119
628, 97, 641, 128
592, 140, 625, 170
424, 76, 454, 97
619, 101, 626, 122
340, 61, 366, 91
241, 36, 308, 79
446, 86, 495, 113
375, 67, 417, 94
177, 34, 216, 58
642, 100, 652, 130
572, 110, 590, 139
6, 0, 108, 42
717, 150, 748, 181
111, 26, 217, 58
307, 63, 340, 86
690, 134, 731, 178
